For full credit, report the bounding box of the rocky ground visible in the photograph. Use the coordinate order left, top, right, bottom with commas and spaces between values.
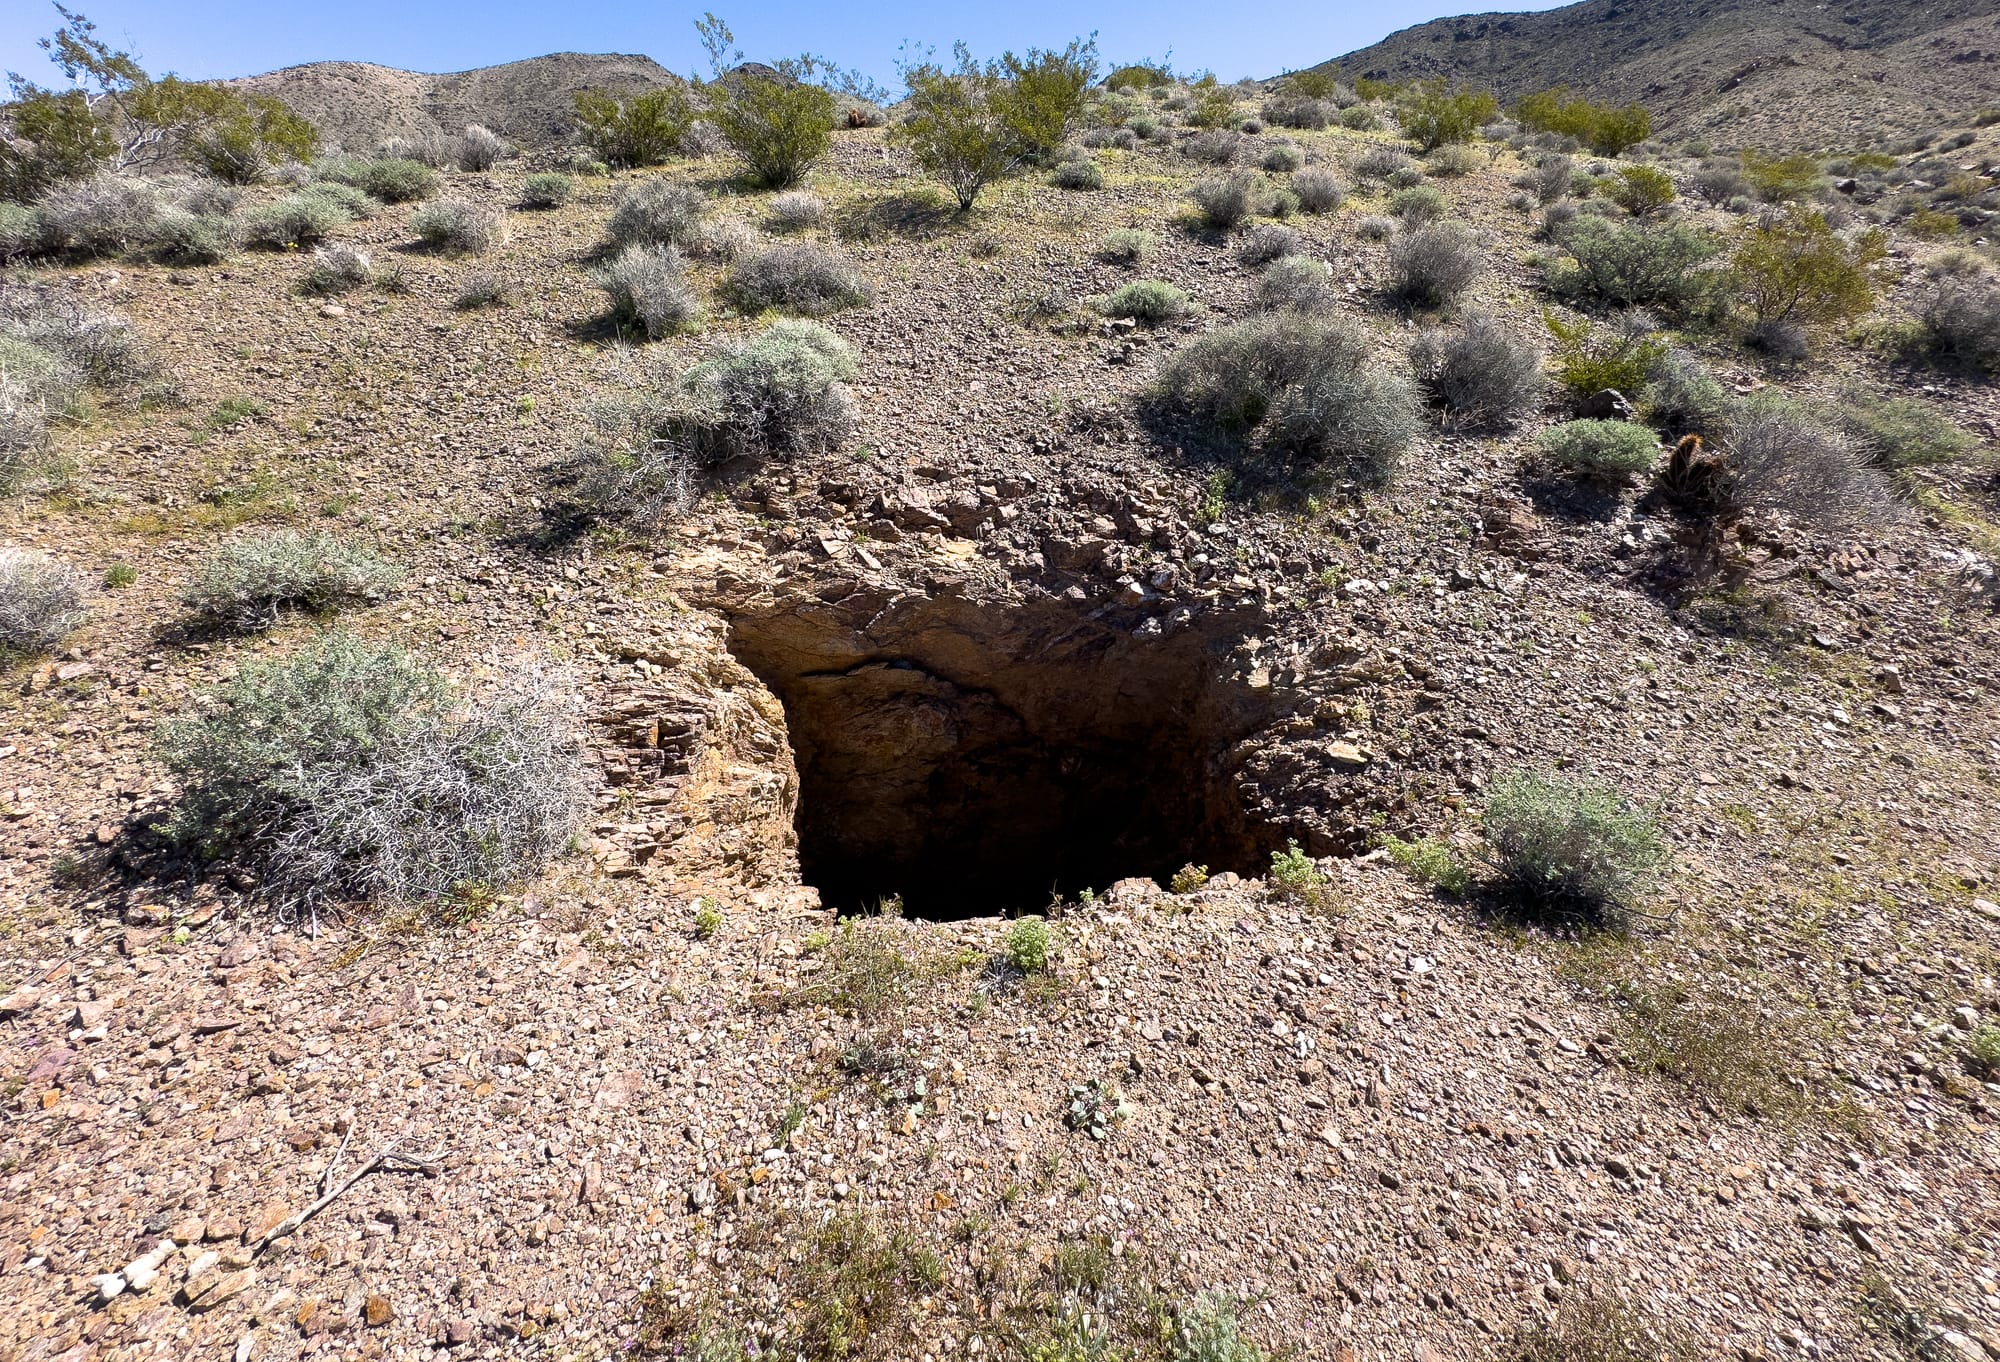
3, 116, 2000, 1362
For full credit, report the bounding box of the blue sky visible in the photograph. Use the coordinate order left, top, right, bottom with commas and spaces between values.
1, 0, 1561, 90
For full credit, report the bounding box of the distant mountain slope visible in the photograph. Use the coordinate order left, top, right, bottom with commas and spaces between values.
1321, 0, 2000, 149
235, 52, 680, 152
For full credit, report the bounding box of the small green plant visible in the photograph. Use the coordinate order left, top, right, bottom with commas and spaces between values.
410, 199, 506, 254
1268, 838, 1329, 904
1098, 227, 1154, 264
1383, 835, 1469, 894
1738, 149, 1822, 202
1064, 1078, 1130, 1140
1172, 1293, 1270, 1362
1097, 279, 1191, 326
1968, 1024, 2000, 1075
1170, 863, 1210, 893
102, 561, 135, 588
1004, 915, 1051, 974
521, 172, 574, 208
1537, 419, 1661, 479
1543, 311, 1668, 397
1606, 164, 1675, 216
1481, 768, 1666, 928
693, 898, 723, 939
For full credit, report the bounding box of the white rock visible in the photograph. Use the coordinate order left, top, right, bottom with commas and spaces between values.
95, 1273, 127, 1303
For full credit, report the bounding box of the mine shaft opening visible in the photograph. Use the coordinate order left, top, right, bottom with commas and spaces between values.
727, 600, 1280, 919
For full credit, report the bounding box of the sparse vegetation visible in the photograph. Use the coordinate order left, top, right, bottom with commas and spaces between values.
1481, 768, 1667, 928
1235, 223, 1299, 265
593, 244, 702, 338
300, 243, 372, 295
1500, 1287, 1693, 1362
1638, 347, 1732, 439
180, 530, 403, 631
1661, 394, 1894, 535
1827, 391, 1979, 472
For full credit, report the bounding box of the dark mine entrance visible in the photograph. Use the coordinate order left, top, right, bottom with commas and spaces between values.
727, 599, 1278, 918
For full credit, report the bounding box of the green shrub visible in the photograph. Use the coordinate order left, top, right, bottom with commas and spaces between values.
592, 244, 702, 338
1409, 312, 1543, 428
1516, 88, 1652, 156
1188, 172, 1264, 230
1739, 150, 1822, 202
608, 179, 709, 249
1909, 275, 2000, 374
1098, 279, 1191, 325
1549, 216, 1721, 315
180, 531, 403, 631
297, 181, 379, 219
1388, 184, 1448, 225
725, 243, 873, 316
1826, 391, 1978, 471
242, 192, 346, 248
1352, 146, 1414, 181
1053, 156, 1104, 190
1172, 1293, 1270, 1362
573, 87, 694, 168
1151, 312, 1419, 483
1638, 348, 1732, 439
1004, 916, 1051, 973
1254, 255, 1338, 315
0, 284, 147, 388
148, 210, 237, 264
1968, 1025, 2000, 1075
1261, 143, 1303, 173
1544, 311, 1668, 397
994, 38, 1099, 160
356, 158, 437, 203
1427, 143, 1482, 177
521, 172, 574, 208
1338, 105, 1379, 131
0, 546, 86, 659
1268, 839, 1328, 905
712, 71, 834, 187
1606, 164, 1675, 216
1098, 227, 1154, 264
893, 55, 1021, 209
1293, 166, 1342, 214
34, 174, 160, 256
0, 203, 44, 261
155, 632, 583, 914
1388, 223, 1485, 308
1537, 419, 1660, 477
1482, 768, 1666, 927
410, 199, 506, 253
1397, 83, 1498, 151
1731, 206, 1884, 335
693, 899, 723, 939
1186, 75, 1239, 130
1383, 835, 1471, 894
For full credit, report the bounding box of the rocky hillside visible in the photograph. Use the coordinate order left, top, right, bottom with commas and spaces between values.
1323, 0, 2000, 149
234, 52, 680, 152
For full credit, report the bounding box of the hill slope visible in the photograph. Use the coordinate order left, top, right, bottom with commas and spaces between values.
234, 52, 679, 152
1323, 0, 2000, 149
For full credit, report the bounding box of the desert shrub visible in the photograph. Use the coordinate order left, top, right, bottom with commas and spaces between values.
1388, 224, 1485, 308
1173, 1294, 1271, 1362
410, 200, 506, 253
457, 124, 507, 171
683, 218, 754, 262
1004, 916, 1051, 973
1739, 150, 1822, 202
1549, 216, 1721, 315
0, 203, 45, 261
574, 87, 694, 168
1427, 143, 1482, 177
1098, 228, 1154, 264
608, 179, 709, 249
456, 271, 508, 309
357, 158, 437, 203
712, 71, 834, 188
1189, 172, 1264, 229
1397, 84, 1498, 151
1482, 768, 1666, 927
0, 285, 146, 388
521, 173, 574, 208
893, 55, 1023, 210
34, 174, 160, 256
147, 210, 237, 264
1907, 275, 2000, 373
242, 192, 347, 248
1355, 215, 1396, 242
1544, 310, 1667, 398
725, 243, 872, 317
298, 181, 379, 219
1263, 94, 1332, 130
180, 531, 403, 631
767, 190, 825, 231
592, 245, 702, 339
1521, 154, 1574, 204
1409, 313, 1543, 428
1638, 348, 1732, 438
1502, 1289, 1693, 1362
1537, 419, 1660, 477
300, 243, 372, 296
0, 380, 49, 488
1151, 312, 1419, 483
1687, 163, 1750, 207
1184, 129, 1243, 165
1254, 256, 1339, 315
155, 632, 583, 915
1260, 143, 1303, 173
1731, 206, 1884, 337
1236, 223, 1301, 265
1053, 156, 1104, 190
1824, 391, 1976, 472
1607, 164, 1676, 216
1663, 394, 1893, 530
1292, 167, 1343, 214
1353, 145, 1414, 181
1339, 105, 1379, 131
565, 151, 612, 177
1081, 126, 1138, 150
992, 39, 1100, 161
1098, 280, 1190, 325
1128, 115, 1163, 141
1516, 89, 1652, 156
1388, 185, 1448, 226
0, 546, 86, 658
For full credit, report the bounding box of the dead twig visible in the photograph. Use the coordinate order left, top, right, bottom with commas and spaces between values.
254, 1140, 445, 1254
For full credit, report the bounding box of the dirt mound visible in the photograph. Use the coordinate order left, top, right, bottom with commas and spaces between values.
234, 51, 682, 152
1319, 0, 2000, 149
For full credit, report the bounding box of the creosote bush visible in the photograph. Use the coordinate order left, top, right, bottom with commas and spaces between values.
1097, 280, 1191, 326
180, 531, 403, 632
0, 546, 87, 659
1536, 419, 1660, 478
1152, 312, 1419, 483
725, 243, 873, 317
1408, 313, 1543, 429
1387, 223, 1485, 308
520, 172, 574, 208
712, 71, 835, 188
608, 179, 709, 250
1481, 768, 1666, 928
155, 632, 584, 916
410, 199, 506, 254
592, 245, 702, 339
1292, 166, 1343, 214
